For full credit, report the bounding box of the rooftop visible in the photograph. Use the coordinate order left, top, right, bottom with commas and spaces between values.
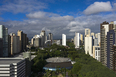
0, 58, 23, 64
46, 57, 71, 63
44, 62, 72, 68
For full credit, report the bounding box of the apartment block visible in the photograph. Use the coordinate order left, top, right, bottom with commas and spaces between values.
0, 58, 25, 77
107, 30, 116, 69
17, 30, 23, 52
74, 32, 81, 48
10, 33, 20, 55
100, 21, 109, 66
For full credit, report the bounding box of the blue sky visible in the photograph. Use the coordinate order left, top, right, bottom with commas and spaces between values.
0, 0, 116, 39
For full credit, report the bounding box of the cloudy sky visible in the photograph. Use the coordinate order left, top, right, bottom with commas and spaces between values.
0, 0, 116, 39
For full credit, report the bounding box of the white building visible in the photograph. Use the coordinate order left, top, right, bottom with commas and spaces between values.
74, 32, 81, 48
97, 33, 100, 45
84, 36, 93, 56
62, 34, 66, 46
93, 46, 100, 61
84, 28, 93, 56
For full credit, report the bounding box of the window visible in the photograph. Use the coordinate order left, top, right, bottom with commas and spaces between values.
95, 47, 97, 50
96, 51, 97, 56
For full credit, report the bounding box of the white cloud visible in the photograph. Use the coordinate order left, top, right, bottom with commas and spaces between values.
84, 1, 113, 15
0, 0, 46, 13
26, 11, 59, 18
1, 11, 116, 39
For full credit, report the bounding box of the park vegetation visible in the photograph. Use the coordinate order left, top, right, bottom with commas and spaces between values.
30, 41, 116, 77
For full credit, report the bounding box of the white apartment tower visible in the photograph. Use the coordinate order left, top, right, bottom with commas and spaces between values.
62, 34, 66, 46
84, 28, 93, 56
74, 32, 81, 48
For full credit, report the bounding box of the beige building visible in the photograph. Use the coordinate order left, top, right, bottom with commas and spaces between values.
17, 30, 23, 52
31, 38, 34, 45
85, 28, 91, 37
80, 34, 83, 45
10, 33, 20, 55
91, 32, 95, 37
93, 46, 100, 61
17, 30, 28, 52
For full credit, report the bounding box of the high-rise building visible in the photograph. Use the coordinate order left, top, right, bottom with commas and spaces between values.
84, 36, 93, 56
17, 30, 23, 52
0, 25, 8, 57
40, 30, 46, 47
23, 33, 27, 50
107, 30, 116, 69
74, 32, 81, 48
10, 33, 20, 55
94, 38, 98, 46
62, 34, 66, 46
95, 33, 98, 38
48, 33, 53, 40
17, 30, 28, 52
80, 34, 83, 45
100, 21, 109, 66
31, 38, 34, 45
85, 28, 91, 37
0, 38, 3, 56
48, 33, 53, 44
33, 35, 41, 47
91, 32, 95, 37
95, 33, 101, 45
8, 35, 11, 56
97, 33, 100, 45
113, 44, 116, 72
84, 28, 93, 56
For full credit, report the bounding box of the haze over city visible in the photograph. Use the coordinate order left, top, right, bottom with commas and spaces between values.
0, 0, 116, 39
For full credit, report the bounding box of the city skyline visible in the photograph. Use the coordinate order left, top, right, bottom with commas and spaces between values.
0, 0, 116, 39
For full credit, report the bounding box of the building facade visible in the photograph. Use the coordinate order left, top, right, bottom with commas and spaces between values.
107, 30, 116, 69
17, 30, 23, 52
100, 21, 109, 66
84, 36, 93, 56
0, 38, 3, 56
10, 33, 20, 55
85, 28, 91, 37
93, 46, 100, 61
0, 58, 26, 77
74, 32, 81, 48
40, 30, 46, 47
0, 25, 8, 57
62, 34, 66, 46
